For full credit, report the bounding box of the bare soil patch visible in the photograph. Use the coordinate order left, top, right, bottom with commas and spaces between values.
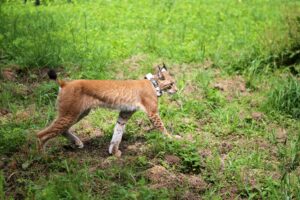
182, 80, 203, 97
199, 149, 213, 159
164, 154, 181, 165
220, 186, 239, 200
213, 76, 248, 100
251, 112, 264, 121
181, 191, 202, 200
0, 108, 10, 116
145, 165, 208, 192
219, 141, 233, 154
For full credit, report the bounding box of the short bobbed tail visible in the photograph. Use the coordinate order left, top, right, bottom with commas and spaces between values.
48, 69, 57, 80
47, 69, 66, 87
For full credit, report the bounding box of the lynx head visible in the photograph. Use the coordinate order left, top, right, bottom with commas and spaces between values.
156, 64, 178, 94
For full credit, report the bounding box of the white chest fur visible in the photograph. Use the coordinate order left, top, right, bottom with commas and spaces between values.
99, 103, 139, 112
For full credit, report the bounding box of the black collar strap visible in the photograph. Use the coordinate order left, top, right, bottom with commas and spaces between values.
145, 73, 162, 97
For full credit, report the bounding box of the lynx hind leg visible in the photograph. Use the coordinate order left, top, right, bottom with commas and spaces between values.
109, 111, 135, 156
61, 109, 91, 149
147, 111, 172, 138
37, 115, 77, 151
62, 130, 84, 149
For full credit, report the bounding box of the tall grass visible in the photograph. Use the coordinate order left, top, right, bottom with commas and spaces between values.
277, 131, 300, 198
267, 77, 300, 119
0, 3, 111, 79
0, 0, 296, 73
0, 171, 4, 200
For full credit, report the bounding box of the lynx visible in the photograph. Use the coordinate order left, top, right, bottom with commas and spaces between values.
37, 64, 177, 156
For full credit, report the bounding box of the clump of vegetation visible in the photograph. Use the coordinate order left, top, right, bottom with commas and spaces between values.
0, 125, 26, 154
32, 174, 94, 200
147, 134, 202, 173
267, 77, 300, 119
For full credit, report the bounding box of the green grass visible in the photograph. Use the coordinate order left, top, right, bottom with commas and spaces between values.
0, 171, 4, 200
0, 0, 300, 199
0, 0, 296, 72
267, 76, 300, 119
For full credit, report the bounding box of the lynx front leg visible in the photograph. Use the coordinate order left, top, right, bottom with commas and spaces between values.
147, 112, 172, 138
109, 111, 135, 156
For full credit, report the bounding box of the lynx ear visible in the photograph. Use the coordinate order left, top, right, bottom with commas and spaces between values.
162, 63, 167, 71
157, 66, 163, 79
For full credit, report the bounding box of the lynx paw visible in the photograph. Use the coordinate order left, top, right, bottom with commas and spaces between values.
109, 142, 119, 153
173, 135, 183, 140
109, 143, 122, 157
75, 141, 84, 149
164, 134, 182, 140
114, 150, 122, 158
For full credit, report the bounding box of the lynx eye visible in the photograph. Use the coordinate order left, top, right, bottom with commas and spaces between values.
168, 83, 174, 88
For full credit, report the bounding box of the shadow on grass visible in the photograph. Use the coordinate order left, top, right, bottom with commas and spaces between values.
2, 133, 147, 199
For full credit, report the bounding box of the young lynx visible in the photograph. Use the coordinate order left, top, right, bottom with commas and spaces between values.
37, 64, 177, 156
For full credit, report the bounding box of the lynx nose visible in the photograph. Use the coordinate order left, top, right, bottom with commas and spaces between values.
168, 88, 178, 94
173, 86, 178, 92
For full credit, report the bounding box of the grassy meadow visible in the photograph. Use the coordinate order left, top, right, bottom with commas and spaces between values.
0, 0, 300, 199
